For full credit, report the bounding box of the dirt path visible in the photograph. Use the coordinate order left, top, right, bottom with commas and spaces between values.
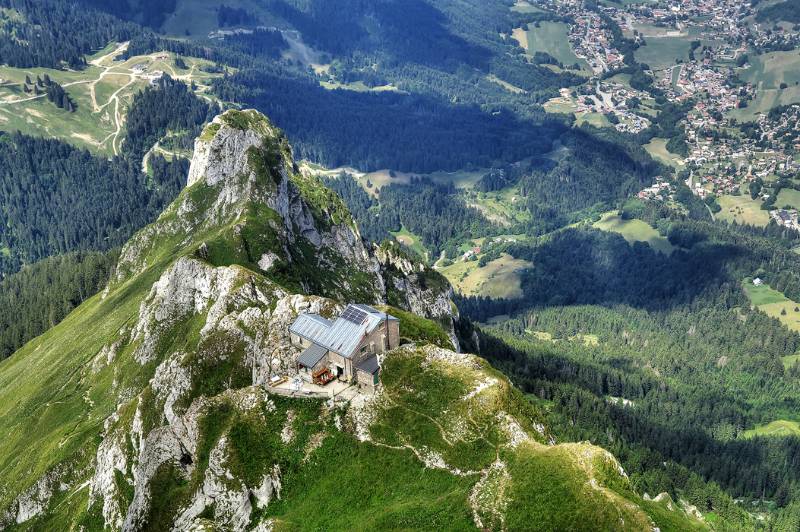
0, 41, 215, 157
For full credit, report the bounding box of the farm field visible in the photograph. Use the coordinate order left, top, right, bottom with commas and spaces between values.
740, 50, 800, 89
438, 252, 533, 299
743, 419, 800, 439
593, 212, 675, 255
717, 194, 770, 227
513, 21, 589, 71
0, 42, 222, 155
776, 188, 800, 209
644, 137, 684, 168
742, 279, 800, 332
634, 37, 692, 70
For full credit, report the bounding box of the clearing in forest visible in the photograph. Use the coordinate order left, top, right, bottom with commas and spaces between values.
438, 252, 532, 299
593, 212, 675, 255
742, 279, 800, 332
643, 138, 684, 168
743, 419, 800, 438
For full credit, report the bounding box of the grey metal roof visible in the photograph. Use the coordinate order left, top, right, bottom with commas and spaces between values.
289, 304, 399, 359
356, 355, 380, 375
289, 313, 333, 342
298, 343, 328, 368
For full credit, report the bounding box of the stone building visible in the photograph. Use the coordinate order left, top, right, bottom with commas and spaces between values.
289, 304, 400, 390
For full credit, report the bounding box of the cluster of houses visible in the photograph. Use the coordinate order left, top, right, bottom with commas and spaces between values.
637, 178, 675, 202
572, 81, 652, 133
523, 0, 800, 213
130, 62, 166, 86
770, 209, 800, 232
569, 12, 625, 74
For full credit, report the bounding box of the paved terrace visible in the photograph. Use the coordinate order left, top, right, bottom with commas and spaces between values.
266, 376, 361, 403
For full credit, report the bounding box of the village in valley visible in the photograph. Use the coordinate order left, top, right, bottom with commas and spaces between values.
515, 0, 800, 234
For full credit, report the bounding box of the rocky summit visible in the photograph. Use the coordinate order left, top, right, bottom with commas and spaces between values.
0, 110, 701, 531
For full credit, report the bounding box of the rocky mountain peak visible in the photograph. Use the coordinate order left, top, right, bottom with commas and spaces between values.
112, 110, 457, 339
187, 109, 281, 188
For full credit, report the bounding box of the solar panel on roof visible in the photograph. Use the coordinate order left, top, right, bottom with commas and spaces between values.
341, 306, 368, 324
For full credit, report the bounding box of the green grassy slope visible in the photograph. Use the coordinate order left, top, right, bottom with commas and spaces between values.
0, 110, 704, 530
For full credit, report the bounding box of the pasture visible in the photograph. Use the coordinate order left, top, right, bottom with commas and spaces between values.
776, 188, 800, 209
740, 50, 800, 90
742, 279, 800, 332
593, 212, 675, 255
438, 253, 533, 299
0, 44, 222, 155
634, 37, 692, 70
728, 51, 800, 119
717, 195, 770, 227
729, 86, 800, 120
743, 419, 800, 439
513, 22, 589, 71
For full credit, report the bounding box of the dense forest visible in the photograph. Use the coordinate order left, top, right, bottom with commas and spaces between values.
0, 133, 185, 276
77, 0, 177, 29
0, 0, 142, 68
0, 250, 117, 359
123, 75, 219, 162
214, 69, 562, 172
756, 0, 800, 23
326, 173, 497, 256
516, 127, 663, 232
